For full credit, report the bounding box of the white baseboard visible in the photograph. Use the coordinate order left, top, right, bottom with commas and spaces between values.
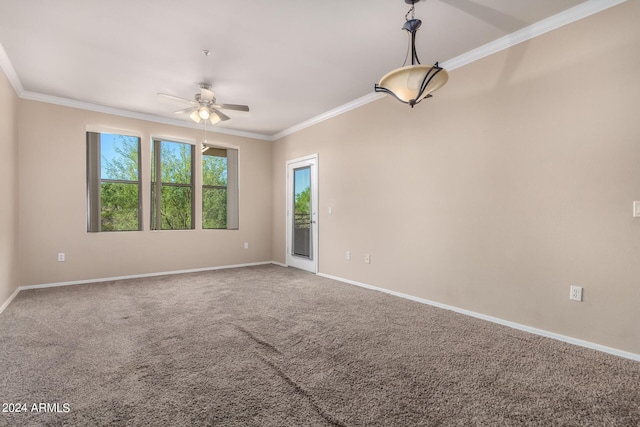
4, 263, 637, 361
317, 273, 640, 362
19, 261, 276, 291
271, 261, 288, 268
0, 261, 280, 311
0, 287, 20, 314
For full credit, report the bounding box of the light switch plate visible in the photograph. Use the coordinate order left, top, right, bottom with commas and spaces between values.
634, 201, 640, 218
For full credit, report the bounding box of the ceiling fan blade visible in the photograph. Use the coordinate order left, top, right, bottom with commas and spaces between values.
201, 87, 215, 102
211, 108, 231, 121
174, 107, 197, 115
158, 93, 198, 105
218, 103, 250, 112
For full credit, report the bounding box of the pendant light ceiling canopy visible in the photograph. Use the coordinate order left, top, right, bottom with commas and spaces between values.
375, 0, 448, 107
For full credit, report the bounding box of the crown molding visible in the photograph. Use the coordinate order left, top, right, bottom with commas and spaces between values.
19, 90, 272, 141
1, 0, 626, 143
0, 43, 271, 141
269, 92, 385, 141
0, 42, 24, 95
270, 0, 627, 141
441, 0, 627, 71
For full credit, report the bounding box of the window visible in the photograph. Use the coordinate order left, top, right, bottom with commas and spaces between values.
151, 139, 194, 230
202, 146, 239, 229
87, 132, 142, 232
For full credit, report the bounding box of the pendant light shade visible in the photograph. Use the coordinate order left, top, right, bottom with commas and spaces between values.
377, 64, 448, 106
375, 0, 448, 107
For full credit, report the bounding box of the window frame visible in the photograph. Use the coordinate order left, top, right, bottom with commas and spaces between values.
202, 144, 239, 230
86, 131, 142, 232
151, 138, 196, 231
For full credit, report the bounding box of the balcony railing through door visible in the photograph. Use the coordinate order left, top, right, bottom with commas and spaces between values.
292, 166, 312, 259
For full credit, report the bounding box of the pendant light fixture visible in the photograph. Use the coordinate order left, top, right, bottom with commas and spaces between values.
375, 0, 448, 107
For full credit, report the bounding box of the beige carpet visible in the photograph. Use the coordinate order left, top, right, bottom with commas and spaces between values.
0, 265, 638, 426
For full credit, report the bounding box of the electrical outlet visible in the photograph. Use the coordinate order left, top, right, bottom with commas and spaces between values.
569, 285, 583, 302
346, 251, 351, 260
58, 253, 65, 262
243, 242, 249, 249
364, 254, 370, 264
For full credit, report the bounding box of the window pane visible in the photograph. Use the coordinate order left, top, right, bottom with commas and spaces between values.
202, 153, 227, 187
101, 134, 139, 181
203, 188, 227, 229
151, 140, 194, 230
159, 186, 192, 230
202, 146, 237, 230
100, 182, 140, 231
160, 141, 191, 184
87, 131, 141, 232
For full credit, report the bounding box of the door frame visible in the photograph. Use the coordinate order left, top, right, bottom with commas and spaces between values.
285, 154, 318, 273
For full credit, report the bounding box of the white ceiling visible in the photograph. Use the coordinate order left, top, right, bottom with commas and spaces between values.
0, 0, 608, 139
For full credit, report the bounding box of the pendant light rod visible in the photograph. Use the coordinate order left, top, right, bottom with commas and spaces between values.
403, 18, 422, 66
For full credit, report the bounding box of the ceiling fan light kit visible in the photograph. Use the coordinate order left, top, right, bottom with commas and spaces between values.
375, 0, 448, 107
188, 102, 224, 125
157, 50, 250, 126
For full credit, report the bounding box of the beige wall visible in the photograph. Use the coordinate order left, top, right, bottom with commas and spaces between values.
272, 1, 640, 354
18, 100, 272, 285
0, 68, 19, 307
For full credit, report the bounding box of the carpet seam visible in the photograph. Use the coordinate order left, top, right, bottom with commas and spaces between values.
257, 355, 348, 427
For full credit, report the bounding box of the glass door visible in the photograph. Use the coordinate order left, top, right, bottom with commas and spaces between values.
286, 155, 318, 273
292, 166, 312, 258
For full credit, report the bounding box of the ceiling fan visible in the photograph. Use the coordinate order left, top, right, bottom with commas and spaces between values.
158, 83, 249, 125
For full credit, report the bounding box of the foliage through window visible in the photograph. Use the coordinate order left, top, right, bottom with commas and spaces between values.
202, 145, 239, 230
151, 139, 195, 230
202, 147, 227, 229
87, 132, 142, 232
